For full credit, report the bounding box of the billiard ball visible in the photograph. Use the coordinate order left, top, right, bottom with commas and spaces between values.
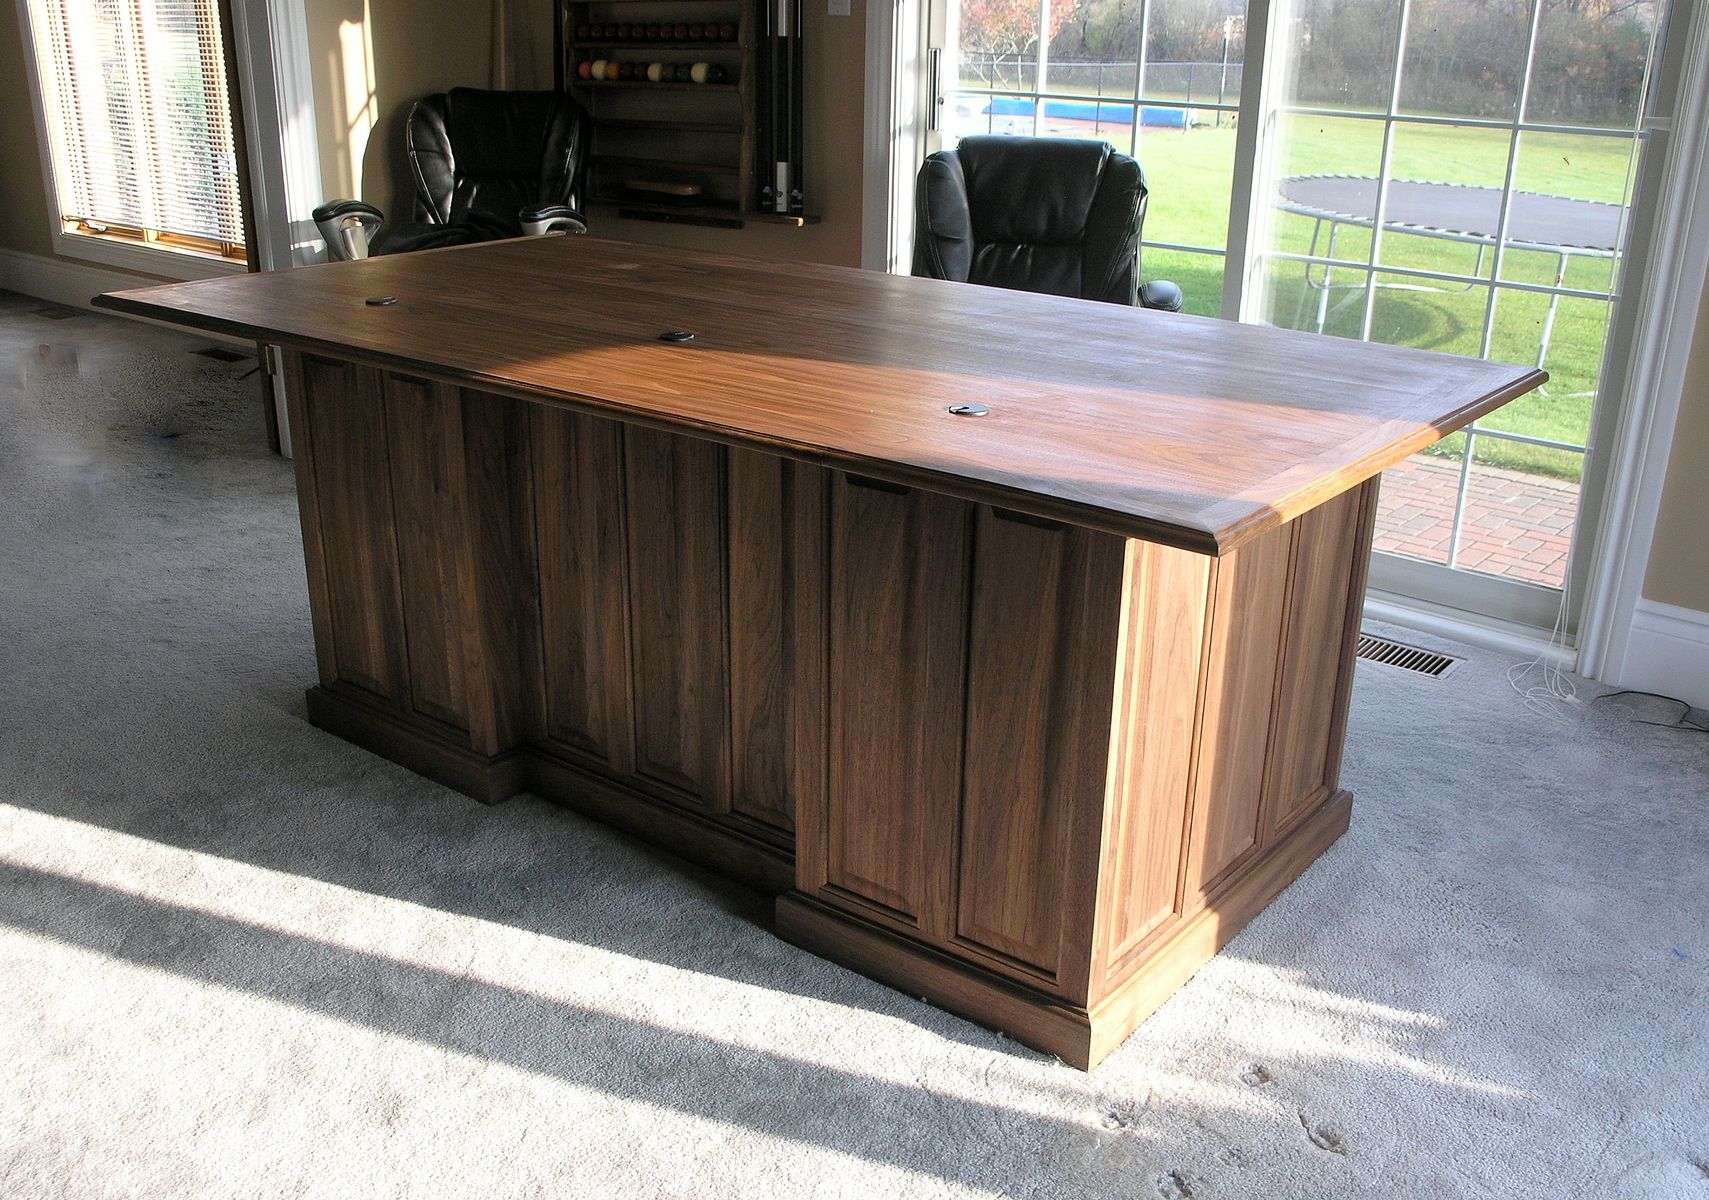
577, 59, 592, 79
689, 62, 708, 83
719, 21, 737, 39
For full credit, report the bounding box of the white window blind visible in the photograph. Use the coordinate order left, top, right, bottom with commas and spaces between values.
26, 0, 245, 254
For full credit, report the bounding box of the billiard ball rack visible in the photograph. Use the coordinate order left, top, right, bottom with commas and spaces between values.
553, 0, 811, 227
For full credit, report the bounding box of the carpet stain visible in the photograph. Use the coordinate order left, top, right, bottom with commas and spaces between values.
1098, 1098, 1146, 1131
1299, 1112, 1349, 1156
1156, 1168, 1197, 1198
1240, 1063, 1276, 1087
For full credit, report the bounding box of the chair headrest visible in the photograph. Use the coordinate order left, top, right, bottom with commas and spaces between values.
955, 136, 1113, 245
438, 88, 570, 178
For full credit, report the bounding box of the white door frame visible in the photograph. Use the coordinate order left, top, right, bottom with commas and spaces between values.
227, 0, 327, 273
861, 0, 929, 272
1576, 0, 1709, 684
226, 0, 328, 454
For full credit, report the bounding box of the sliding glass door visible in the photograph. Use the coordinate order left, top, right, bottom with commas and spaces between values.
1251, 0, 1661, 623
919, 0, 1674, 631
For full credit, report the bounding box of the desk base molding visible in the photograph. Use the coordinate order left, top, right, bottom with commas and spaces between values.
779, 790, 1352, 1069
306, 686, 529, 805
306, 686, 795, 893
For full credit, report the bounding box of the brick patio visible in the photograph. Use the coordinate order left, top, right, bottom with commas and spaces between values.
1373, 455, 1579, 588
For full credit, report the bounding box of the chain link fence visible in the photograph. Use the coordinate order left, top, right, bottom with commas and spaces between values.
959, 57, 1244, 112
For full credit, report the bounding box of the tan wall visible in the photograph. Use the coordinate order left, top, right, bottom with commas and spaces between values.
301, 0, 495, 215
1642, 275, 1709, 612
0, 4, 56, 258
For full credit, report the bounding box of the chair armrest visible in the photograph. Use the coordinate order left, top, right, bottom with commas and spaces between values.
312, 200, 386, 261
312, 199, 385, 224
520, 204, 588, 237
1139, 280, 1184, 313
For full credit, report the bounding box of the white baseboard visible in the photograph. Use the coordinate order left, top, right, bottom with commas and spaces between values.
0, 246, 159, 310
1363, 588, 1577, 669
0, 247, 247, 346
1616, 599, 1709, 709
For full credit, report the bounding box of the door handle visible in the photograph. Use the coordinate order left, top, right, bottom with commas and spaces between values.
929, 47, 944, 132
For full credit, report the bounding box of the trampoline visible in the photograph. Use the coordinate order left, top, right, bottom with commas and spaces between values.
1276, 174, 1626, 371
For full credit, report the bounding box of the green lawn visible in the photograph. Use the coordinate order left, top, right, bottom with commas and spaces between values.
1054, 115, 1636, 480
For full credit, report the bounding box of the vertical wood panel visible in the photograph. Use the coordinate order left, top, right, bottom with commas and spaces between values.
623, 427, 730, 808
728, 450, 826, 838
295, 355, 407, 702
383, 375, 472, 732
280, 352, 337, 687
1183, 526, 1293, 902
821, 475, 968, 929
459, 390, 537, 756
1097, 542, 1212, 974
1321, 479, 1382, 790
1261, 488, 1366, 842
955, 509, 1124, 983
532, 407, 633, 770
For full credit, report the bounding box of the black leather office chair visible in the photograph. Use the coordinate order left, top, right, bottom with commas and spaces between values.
912, 136, 1182, 312
313, 88, 593, 261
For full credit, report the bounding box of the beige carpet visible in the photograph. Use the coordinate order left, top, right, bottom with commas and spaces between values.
2, 291, 1706, 1199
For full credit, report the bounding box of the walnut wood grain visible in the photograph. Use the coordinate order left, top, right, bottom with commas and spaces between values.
532, 407, 634, 769
95, 237, 1545, 555
383, 374, 474, 732
623, 427, 731, 807
726, 450, 825, 841
1261, 486, 1369, 845
288, 354, 408, 702
130, 248, 1514, 1070
1093, 541, 1214, 986
1182, 524, 1294, 903
455, 390, 538, 757
818, 475, 968, 930
952, 509, 1124, 993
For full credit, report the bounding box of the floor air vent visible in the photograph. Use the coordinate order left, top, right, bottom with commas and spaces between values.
1355, 633, 1462, 678
30, 304, 81, 320
193, 346, 252, 363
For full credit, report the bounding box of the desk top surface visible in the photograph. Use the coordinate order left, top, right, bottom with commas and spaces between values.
97, 236, 1544, 553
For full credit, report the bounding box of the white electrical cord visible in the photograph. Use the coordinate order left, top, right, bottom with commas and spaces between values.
1507, 571, 1579, 719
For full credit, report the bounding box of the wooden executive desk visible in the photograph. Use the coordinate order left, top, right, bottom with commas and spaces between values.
99, 237, 1543, 1069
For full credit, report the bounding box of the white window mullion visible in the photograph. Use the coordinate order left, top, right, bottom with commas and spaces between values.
1126, 0, 1153, 159
1354, 0, 1418, 342
1032, 0, 1050, 136
1226, 0, 1277, 321
1472, 0, 1547, 362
